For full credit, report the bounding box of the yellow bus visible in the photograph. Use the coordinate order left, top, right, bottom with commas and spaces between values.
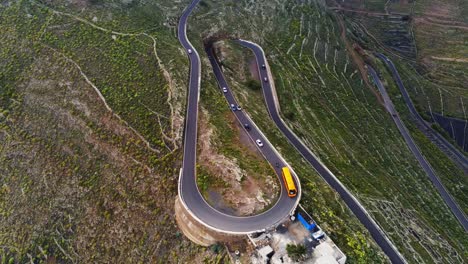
281, 167, 297, 197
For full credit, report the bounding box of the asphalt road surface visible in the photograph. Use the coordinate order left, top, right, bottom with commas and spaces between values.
177, 0, 299, 234
377, 53, 468, 172
236, 40, 406, 264
369, 66, 468, 231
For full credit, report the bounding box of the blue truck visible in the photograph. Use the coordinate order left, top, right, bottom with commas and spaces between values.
298, 213, 325, 240
298, 213, 316, 231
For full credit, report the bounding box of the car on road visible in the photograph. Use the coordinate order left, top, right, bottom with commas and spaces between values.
255, 139, 263, 147
263, 77, 268, 82
188, 49, 192, 54
230, 104, 236, 111
244, 123, 251, 131
261, 64, 266, 69
222, 87, 228, 93
236, 105, 242, 111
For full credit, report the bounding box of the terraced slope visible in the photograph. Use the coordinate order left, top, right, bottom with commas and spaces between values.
332, 0, 468, 127
187, 0, 468, 262
2, 0, 466, 263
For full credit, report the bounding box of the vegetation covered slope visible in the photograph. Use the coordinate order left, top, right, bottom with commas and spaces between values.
209, 40, 390, 263
331, 0, 468, 232
187, 0, 467, 263
331, 0, 468, 120
2, 0, 466, 263
0, 0, 227, 262
372, 58, 468, 216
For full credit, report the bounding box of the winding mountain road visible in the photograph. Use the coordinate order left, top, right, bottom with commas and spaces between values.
368, 65, 468, 231
177, 0, 407, 262
376, 53, 468, 172
235, 40, 406, 264
177, 0, 300, 234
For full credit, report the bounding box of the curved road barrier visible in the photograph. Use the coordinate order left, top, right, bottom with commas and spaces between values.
177, 0, 300, 234
368, 65, 468, 231
377, 53, 468, 172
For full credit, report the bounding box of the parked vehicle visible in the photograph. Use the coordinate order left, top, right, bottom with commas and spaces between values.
230, 104, 236, 111
236, 105, 242, 111
312, 230, 325, 240
297, 213, 317, 231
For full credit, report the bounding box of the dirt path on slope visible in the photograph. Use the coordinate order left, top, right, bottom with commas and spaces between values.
335, 14, 385, 106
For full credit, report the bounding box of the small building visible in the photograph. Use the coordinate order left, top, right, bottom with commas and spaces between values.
249, 206, 346, 264
311, 242, 346, 264
258, 245, 274, 263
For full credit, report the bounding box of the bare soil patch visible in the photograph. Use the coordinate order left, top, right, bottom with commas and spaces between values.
197, 109, 279, 216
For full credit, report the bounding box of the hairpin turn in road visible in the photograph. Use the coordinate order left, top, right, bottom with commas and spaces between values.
177, 0, 406, 262
177, 0, 300, 234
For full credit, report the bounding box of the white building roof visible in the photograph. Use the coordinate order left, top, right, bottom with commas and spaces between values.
258, 245, 274, 258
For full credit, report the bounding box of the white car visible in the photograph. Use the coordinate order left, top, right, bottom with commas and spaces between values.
236, 105, 242, 111
255, 139, 263, 147
312, 230, 325, 240
263, 77, 268, 82
222, 87, 228, 93
188, 49, 192, 54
